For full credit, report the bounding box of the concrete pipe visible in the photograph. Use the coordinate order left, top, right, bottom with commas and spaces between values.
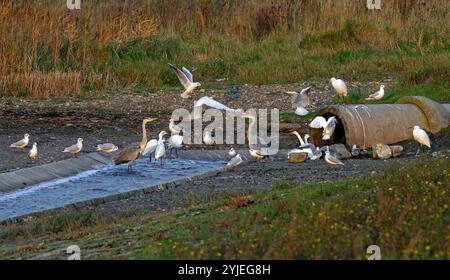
309, 96, 450, 149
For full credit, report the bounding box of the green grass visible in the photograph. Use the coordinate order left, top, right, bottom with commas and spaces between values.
0, 156, 448, 260
393, 83, 450, 102
279, 112, 314, 123
7, 33, 450, 97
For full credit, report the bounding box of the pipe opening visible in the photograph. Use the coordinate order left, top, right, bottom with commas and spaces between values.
309, 113, 347, 147
323, 113, 346, 146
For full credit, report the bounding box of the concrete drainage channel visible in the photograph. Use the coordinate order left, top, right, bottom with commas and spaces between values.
0, 149, 289, 223
1, 95, 448, 223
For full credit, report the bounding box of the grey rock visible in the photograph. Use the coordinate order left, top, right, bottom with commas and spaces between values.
332, 144, 352, 159
389, 145, 403, 157
372, 144, 392, 160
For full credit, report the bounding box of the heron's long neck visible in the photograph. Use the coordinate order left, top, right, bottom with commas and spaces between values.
141, 121, 148, 150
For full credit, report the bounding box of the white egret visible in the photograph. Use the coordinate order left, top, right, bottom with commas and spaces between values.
169, 63, 201, 99
167, 133, 183, 158
194, 96, 236, 111
63, 138, 83, 158
28, 142, 38, 163
291, 131, 309, 147
412, 125, 431, 155
155, 131, 168, 165
366, 85, 385, 101
192, 96, 238, 120
330, 77, 348, 101
10, 133, 30, 151
309, 116, 337, 140
291, 131, 322, 160
286, 86, 311, 116
143, 139, 158, 161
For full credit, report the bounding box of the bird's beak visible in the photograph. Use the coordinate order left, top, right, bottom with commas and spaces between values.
285, 91, 295, 95
145, 117, 158, 122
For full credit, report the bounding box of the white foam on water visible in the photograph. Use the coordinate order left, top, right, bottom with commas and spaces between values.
0, 165, 113, 202
0, 159, 226, 221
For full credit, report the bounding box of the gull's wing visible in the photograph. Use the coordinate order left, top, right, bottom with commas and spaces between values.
326, 116, 337, 128
64, 143, 78, 152
309, 116, 327, 129
169, 63, 191, 89
300, 143, 316, 150
292, 91, 310, 108
300, 86, 312, 95
298, 86, 311, 106
97, 143, 115, 149
319, 146, 327, 152
326, 154, 344, 165
182, 67, 193, 83
227, 155, 242, 166
194, 96, 235, 111
10, 139, 26, 147
366, 90, 380, 100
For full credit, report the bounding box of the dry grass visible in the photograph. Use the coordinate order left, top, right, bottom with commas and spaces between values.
0, 71, 81, 97
0, 0, 448, 97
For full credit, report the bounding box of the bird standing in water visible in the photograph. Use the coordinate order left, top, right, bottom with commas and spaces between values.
167, 132, 183, 158
10, 133, 30, 152
28, 142, 38, 163
114, 117, 158, 171
227, 154, 243, 168
155, 131, 168, 166
228, 147, 236, 157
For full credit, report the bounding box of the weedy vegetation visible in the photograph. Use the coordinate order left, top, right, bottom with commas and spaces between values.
0, 0, 448, 99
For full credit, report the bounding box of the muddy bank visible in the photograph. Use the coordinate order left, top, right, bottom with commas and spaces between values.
0, 82, 340, 172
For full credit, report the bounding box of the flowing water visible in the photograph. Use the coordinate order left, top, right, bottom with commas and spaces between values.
0, 158, 225, 221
